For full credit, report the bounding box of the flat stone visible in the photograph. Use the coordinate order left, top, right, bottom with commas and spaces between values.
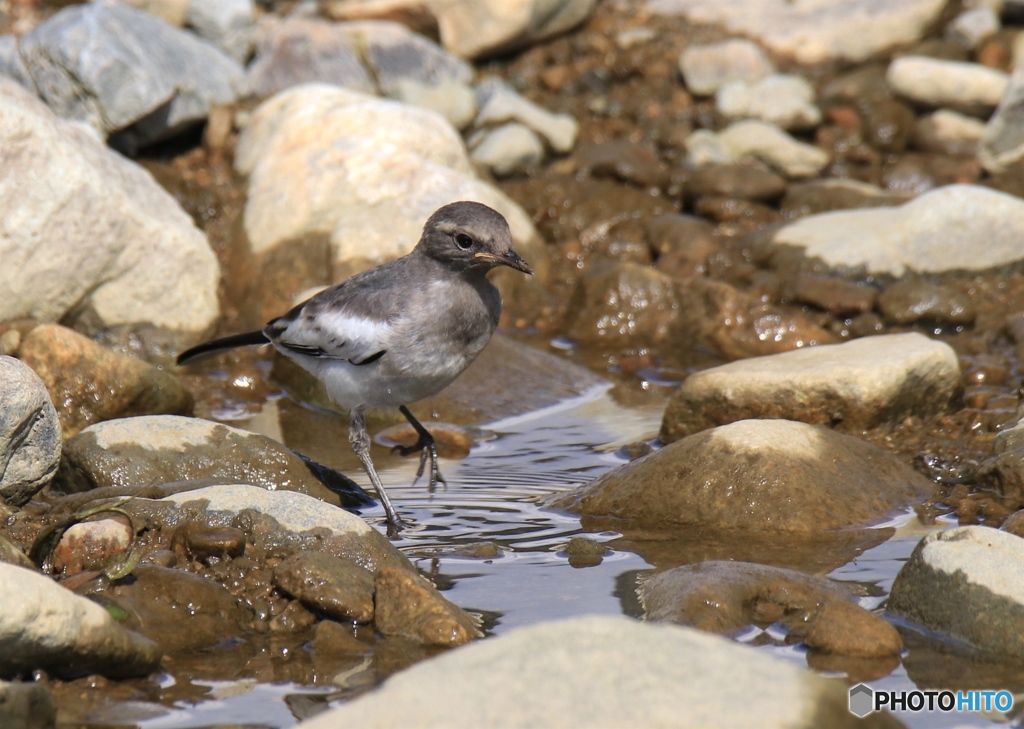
273, 551, 376, 623
640, 561, 854, 633
52, 415, 368, 509
374, 567, 480, 646
17, 3, 246, 150
469, 122, 545, 176
474, 77, 578, 153
780, 179, 908, 219
804, 601, 903, 659
715, 74, 821, 131
576, 140, 669, 188
660, 333, 960, 441
886, 56, 1008, 116
912, 109, 987, 156
296, 615, 896, 728
553, 419, 933, 532
877, 281, 976, 326
0, 77, 220, 333
0, 563, 160, 679
0, 356, 60, 506
18, 325, 193, 438
678, 39, 775, 96
651, 0, 948, 65
888, 526, 1024, 658
685, 120, 830, 179
768, 184, 1024, 276
687, 163, 786, 202
392, 79, 477, 129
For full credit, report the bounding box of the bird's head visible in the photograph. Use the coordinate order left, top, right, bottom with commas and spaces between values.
418, 201, 533, 276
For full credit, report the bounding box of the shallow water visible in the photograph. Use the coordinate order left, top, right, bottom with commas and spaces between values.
109, 384, 1018, 729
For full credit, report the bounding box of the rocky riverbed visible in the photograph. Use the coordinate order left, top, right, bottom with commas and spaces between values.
4, 0, 1024, 727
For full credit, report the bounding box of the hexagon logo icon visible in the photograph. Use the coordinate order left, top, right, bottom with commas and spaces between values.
849, 683, 874, 718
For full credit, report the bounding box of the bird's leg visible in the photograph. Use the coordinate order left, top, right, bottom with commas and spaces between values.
349, 408, 405, 537
395, 405, 447, 491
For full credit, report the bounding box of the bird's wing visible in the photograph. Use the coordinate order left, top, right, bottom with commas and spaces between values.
263, 284, 392, 365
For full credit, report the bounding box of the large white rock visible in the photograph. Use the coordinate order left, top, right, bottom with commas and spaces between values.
0, 77, 220, 333
685, 120, 829, 178
236, 83, 540, 268
769, 184, 1024, 276
297, 615, 888, 728
889, 526, 1024, 657
650, 0, 947, 65
886, 56, 1008, 115
0, 563, 160, 678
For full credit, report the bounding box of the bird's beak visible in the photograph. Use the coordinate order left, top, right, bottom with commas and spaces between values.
475, 249, 534, 275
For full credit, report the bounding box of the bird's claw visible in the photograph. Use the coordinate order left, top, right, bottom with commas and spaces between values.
393, 441, 447, 492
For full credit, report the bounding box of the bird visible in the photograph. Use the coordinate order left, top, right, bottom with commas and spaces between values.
176, 201, 533, 536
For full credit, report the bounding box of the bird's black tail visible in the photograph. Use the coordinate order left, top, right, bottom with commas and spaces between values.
176, 330, 269, 365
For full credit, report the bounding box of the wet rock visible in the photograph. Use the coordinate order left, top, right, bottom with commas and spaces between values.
677, 39, 775, 96
912, 109, 987, 155
882, 152, 980, 196
780, 179, 908, 218
652, 0, 947, 65
473, 78, 578, 153
692, 197, 781, 227
552, 419, 933, 532
375, 421, 474, 460
858, 96, 916, 153
468, 123, 544, 176
15, 3, 246, 150
0, 356, 60, 506
171, 523, 246, 562
888, 526, 1024, 658
946, 8, 1000, 50
675, 279, 838, 361
563, 262, 680, 350
0, 77, 220, 333
0, 563, 160, 678
236, 84, 544, 316
886, 57, 1008, 116
1001, 509, 1024, 537
980, 61, 1024, 173
686, 120, 830, 179
565, 536, 607, 568
276, 333, 607, 425
0, 679, 56, 728
576, 140, 668, 188
716, 74, 821, 131
109, 565, 248, 653
768, 184, 1024, 276
877, 281, 976, 327
646, 213, 717, 277
784, 274, 877, 316
977, 419, 1024, 500
273, 552, 376, 624
52, 415, 367, 508
311, 619, 371, 653
323, 0, 598, 61
51, 518, 133, 577
640, 561, 853, 633
0, 534, 34, 570
660, 333, 959, 440
803, 601, 903, 658
374, 567, 480, 646
187, 0, 255, 63
18, 325, 193, 438
298, 615, 895, 729
688, 163, 786, 202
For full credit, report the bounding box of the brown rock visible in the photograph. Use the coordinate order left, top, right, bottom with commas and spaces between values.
804, 601, 903, 658
311, 619, 372, 653
273, 552, 376, 624
688, 163, 787, 201
779, 179, 909, 218
171, 523, 247, 562
577, 140, 669, 188
640, 561, 854, 633
18, 324, 192, 438
269, 600, 317, 633
647, 213, 718, 278
374, 567, 480, 646
375, 421, 474, 460
877, 280, 976, 326
784, 274, 878, 316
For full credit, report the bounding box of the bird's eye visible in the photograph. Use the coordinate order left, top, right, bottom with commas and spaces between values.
454, 233, 474, 250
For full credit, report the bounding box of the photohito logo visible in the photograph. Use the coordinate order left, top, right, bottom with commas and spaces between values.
849, 684, 1014, 717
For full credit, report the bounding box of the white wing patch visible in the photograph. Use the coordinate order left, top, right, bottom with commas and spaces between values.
271, 310, 392, 363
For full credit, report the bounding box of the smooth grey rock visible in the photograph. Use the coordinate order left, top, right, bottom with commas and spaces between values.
685, 120, 829, 178
678, 39, 775, 96
354, 19, 473, 95
297, 615, 894, 729
0, 679, 56, 729
769, 184, 1024, 276
945, 7, 1000, 49
474, 77, 578, 153
469, 122, 544, 176
52, 415, 369, 508
980, 61, 1024, 173
17, 3, 246, 150
650, 0, 949, 65
0, 563, 160, 679
186, 0, 255, 63
0, 78, 219, 333
889, 526, 1024, 658
0, 356, 60, 506
715, 74, 820, 130
660, 333, 960, 441
886, 56, 1008, 116
0, 35, 34, 91
551, 419, 933, 532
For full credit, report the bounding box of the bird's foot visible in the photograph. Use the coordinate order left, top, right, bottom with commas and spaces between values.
394, 441, 447, 493
384, 512, 407, 539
